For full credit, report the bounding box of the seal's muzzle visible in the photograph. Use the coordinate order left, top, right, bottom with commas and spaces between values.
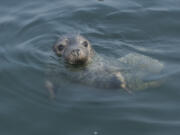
64, 48, 88, 65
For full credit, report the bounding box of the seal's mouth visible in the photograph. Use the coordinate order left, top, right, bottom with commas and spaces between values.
65, 57, 88, 65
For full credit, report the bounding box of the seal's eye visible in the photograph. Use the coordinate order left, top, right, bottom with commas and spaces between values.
58, 44, 64, 51
82, 41, 88, 47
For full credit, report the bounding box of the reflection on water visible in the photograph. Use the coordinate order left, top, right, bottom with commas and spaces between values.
0, 0, 180, 135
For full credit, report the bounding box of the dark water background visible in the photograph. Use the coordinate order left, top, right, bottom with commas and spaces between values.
1, 0, 180, 135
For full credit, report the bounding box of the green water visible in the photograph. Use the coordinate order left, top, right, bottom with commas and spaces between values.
0, 0, 180, 135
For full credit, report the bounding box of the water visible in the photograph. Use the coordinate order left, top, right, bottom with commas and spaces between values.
0, 0, 180, 135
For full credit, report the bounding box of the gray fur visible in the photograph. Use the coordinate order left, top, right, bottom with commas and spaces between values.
47, 35, 164, 94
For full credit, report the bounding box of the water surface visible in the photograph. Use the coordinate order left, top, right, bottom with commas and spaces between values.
0, 0, 180, 135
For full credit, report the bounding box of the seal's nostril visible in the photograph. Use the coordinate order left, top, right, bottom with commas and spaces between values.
76, 49, 80, 52
76, 49, 80, 55
71, 49, 80, 56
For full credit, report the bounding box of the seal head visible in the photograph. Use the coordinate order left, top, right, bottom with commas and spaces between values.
53, 35, 94, 65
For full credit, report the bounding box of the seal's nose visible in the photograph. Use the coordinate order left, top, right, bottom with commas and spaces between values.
71, 49, 80, 56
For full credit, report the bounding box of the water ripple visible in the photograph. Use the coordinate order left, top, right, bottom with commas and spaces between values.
0, 0, 180, 134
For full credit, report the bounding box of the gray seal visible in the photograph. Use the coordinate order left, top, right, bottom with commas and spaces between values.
46, 34, 164, 97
